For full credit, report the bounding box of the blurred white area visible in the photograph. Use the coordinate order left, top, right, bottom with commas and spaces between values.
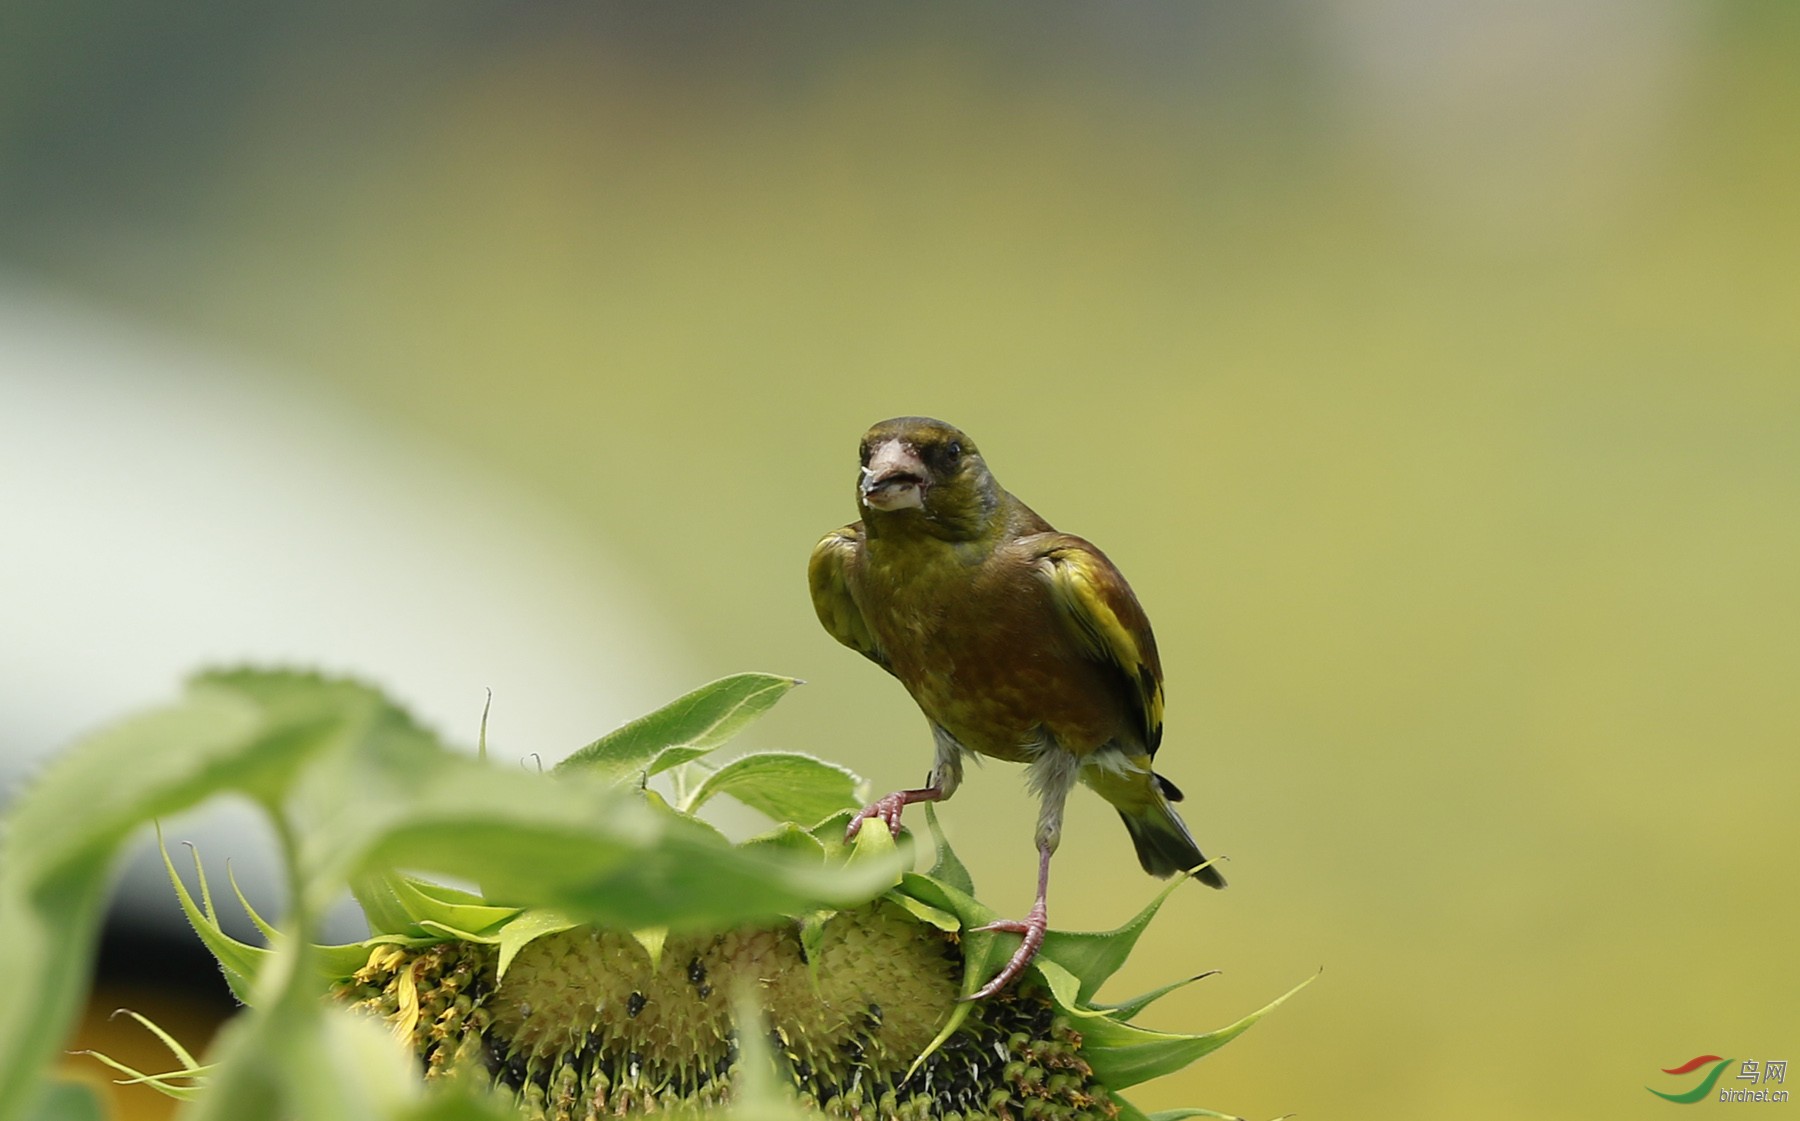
0, 277, 690, 936
1317, 0, 1699, 248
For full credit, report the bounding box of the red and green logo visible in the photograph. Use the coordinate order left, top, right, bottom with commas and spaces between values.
1649, 1055, 1733, 1103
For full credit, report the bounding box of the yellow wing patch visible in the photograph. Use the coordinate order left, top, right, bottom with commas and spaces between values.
808, 526, 887, 669
1038, 541, 1165, 753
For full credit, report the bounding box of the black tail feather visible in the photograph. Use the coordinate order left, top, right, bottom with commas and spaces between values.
1118, 805, 1228, 888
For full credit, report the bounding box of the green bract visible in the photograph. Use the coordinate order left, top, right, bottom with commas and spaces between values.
0, 671, 1305, 1121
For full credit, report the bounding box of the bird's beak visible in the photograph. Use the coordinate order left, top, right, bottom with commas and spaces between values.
860, 439, 928, 511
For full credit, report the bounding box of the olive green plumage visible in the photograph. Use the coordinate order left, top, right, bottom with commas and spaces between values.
809, 417, 1226, 902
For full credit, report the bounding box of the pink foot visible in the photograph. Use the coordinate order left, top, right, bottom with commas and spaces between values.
846, 791, 912, 841
846, 783, 943, 842
965, 900, 1048, 1001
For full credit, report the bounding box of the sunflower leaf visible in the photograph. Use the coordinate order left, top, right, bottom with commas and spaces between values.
739, 822, 830, 861
554, 674, 801, 782
386, 873, 520, 936
158, 832, 270, 1003
496, 911, 580, 980
1093, 971, 1221, 1021
225, 862, 282, 945
685, 751, 862, 826
20, 1078, 110, 1121
1081, 972, 1318, 1090
1037, 871, 1190, 1006
922, 806, 975, 896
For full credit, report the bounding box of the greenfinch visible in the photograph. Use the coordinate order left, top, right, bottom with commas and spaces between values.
809, 416, 1226, 999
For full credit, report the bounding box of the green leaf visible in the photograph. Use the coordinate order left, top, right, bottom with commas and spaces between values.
335, 783, 900, 933
883, 893, 960, 932
385, 874, 521, 936
225, 862, 282, 945
890, 865, 1025, 1003
158, 832, 271, 1003
250, 678, 897, 933
1092, 971, 1221, 1021
117, 1008, 203, 1074
738, 822, 829, 862
554, 673, 800, 781
728, 986, 807, 1121
922, 805, 975, 896
186, 942, 424, 1121
0, 668, 903, 1121
347, 873, 417, 940
642, 788, 730, 845
494, 911, 579, 980
685, 751, 861, 825
1037, 871, 1190, 1006
643, 745, 719, 777
808, 809, 857, 847
906, 997, 977, 1082
886, 866, 1015, 1075
797, 910, 832, 989
892, 869, 993, 928
314, 935, 437, 985
19, 1078, 109, 1121
5, 687, 265, 887
1081, 972, 1318, 1090
842, 818, 909, 895
631, 927, 668, 972
1032, 955, 1089, 1014
0, 678, 336, 1121
77, 1047, 211, 1101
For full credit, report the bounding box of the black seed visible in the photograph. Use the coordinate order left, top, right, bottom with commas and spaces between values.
688, 957, 707, 986
481, 1033, 506, 1078
697, 983, 712, 999
627, 991, 646, 1017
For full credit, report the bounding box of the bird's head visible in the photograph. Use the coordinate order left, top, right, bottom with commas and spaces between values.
856, 417, 1001, 541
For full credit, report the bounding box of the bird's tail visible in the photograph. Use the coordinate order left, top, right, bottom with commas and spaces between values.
1090, 761, 1227, 887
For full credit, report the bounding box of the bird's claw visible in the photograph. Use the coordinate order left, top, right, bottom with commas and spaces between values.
964, 903, 1049, 1001
846, 791, 910, 842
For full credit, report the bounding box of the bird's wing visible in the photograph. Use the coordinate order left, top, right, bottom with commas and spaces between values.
808, 524, 889, 670
1034, 535, 1165, 754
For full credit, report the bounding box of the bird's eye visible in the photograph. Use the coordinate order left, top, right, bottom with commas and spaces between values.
947, 441, 962, 461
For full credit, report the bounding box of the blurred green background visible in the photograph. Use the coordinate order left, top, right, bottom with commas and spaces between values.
4, 4, 1797, 1118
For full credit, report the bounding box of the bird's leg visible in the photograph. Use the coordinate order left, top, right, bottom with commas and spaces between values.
845, 780, 943, 841
966, 750, 1071, 1000
967, 843, 1054, 1001
847, 728, 966, 842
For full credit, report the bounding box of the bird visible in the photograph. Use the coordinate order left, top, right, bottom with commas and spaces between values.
808, 416, 1226, 1000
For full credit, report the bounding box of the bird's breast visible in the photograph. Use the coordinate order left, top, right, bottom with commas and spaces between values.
859, 546, 1125, 762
